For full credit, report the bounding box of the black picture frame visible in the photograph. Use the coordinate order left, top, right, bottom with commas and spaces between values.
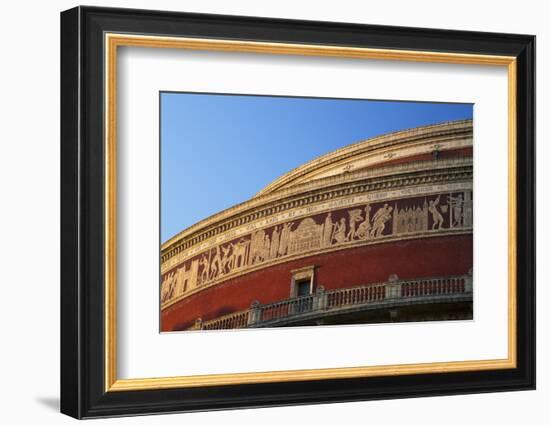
60, 5, 535, 419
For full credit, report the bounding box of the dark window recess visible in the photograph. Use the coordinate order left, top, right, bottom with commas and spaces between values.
297, 280, 311, 297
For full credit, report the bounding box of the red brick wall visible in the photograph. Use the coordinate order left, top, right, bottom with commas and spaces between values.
161, 234, 472, 331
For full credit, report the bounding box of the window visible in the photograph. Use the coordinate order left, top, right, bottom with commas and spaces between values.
290, 265, 316, 298
296, 279, 311, 297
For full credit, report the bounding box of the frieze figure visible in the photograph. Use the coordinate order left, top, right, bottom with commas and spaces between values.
250, 230, 273, 264
250, 229, 266, 264
428, 195, 444, 230
332, 217, 347, 244
164, 191, 472, 300
209, 246, 222, 280
161, 272, 176, 302
270, 226, 280, 259
220, 244, 233, 275
370, 204, 393, 238
278, 222, 294, 256
199, 254, 210, 284
264, 234, 272, 260
322, 213, 334, 247
346, 209, 364, 241
175, 267, 186, 295
355, 205, 372, 240
160, 274, 168, 302
462, 192, 473, 227
448, 193, 464, 227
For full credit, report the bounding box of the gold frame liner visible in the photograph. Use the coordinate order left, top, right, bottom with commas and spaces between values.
104, 33, 517, 392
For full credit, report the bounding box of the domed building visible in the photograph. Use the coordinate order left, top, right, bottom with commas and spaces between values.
160, 119, 473, 331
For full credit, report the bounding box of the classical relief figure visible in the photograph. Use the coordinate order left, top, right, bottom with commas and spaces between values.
209, 246, 222, 280
199, 254, 210, 284
448, 194, 464, 227
428, 195, 444, 230
346, 209, 364, 241
462, 192, 473, 227
370, 204, 393, 238
322, 213, 334, 247
220, 244, 233, 275
264, 234, 272, 260
270, 226, 280, 259
250, 230, 266, 264
160, 274, 168, 302
278, 222, 294, 256
332, 218, 347, 244
355, 205, 372, 240
161, 272, 176, 302
175, 267, 186, 295
250, 230, 273, 264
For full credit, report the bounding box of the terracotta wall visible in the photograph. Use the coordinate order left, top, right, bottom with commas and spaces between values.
162, 191, 469, 281
161, 234, 472, 331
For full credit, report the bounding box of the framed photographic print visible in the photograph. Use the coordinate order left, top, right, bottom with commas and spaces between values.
60, 6, 536, 419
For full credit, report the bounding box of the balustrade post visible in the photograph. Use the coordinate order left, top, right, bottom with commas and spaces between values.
385, 283, 401, 299
247, 300, 261, 326
385, 274, 401, 299
192, 317, 203, 330
465, 269, 473, 293
313, 285, 327, 310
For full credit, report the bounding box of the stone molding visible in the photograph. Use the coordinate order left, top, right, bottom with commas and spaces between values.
162, 177, 472, 271
255, 119, 472, 196
162, 121, 472, 252
161, 185, 473, 309
162, 157, 472, 264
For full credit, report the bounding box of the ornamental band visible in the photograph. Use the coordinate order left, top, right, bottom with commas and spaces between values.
161, 120, 474, 331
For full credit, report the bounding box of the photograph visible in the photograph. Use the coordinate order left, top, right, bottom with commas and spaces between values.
160, 94, 474, 332
57, 4, 536, 419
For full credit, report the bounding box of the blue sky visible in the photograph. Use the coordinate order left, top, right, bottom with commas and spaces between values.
161, 92, 472, 242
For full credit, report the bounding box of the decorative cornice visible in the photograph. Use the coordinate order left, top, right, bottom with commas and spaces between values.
162, 120, 472, 251
161, 157, 472, 263
254, 119, 472, 197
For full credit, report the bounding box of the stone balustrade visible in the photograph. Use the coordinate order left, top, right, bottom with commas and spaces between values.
194, 273, 472, 331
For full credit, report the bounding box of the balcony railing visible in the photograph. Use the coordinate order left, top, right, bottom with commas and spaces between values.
194, 273, 472, 331
201, 309, 250, 330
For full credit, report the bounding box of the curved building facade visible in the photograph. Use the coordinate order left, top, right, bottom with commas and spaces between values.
160, 119, 473, 331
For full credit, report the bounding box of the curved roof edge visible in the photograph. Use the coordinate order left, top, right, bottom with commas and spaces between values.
253, 119, 473, 198
162, 118, 472, 250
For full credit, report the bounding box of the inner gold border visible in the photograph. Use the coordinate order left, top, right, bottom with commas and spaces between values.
104, 33, 518, 392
